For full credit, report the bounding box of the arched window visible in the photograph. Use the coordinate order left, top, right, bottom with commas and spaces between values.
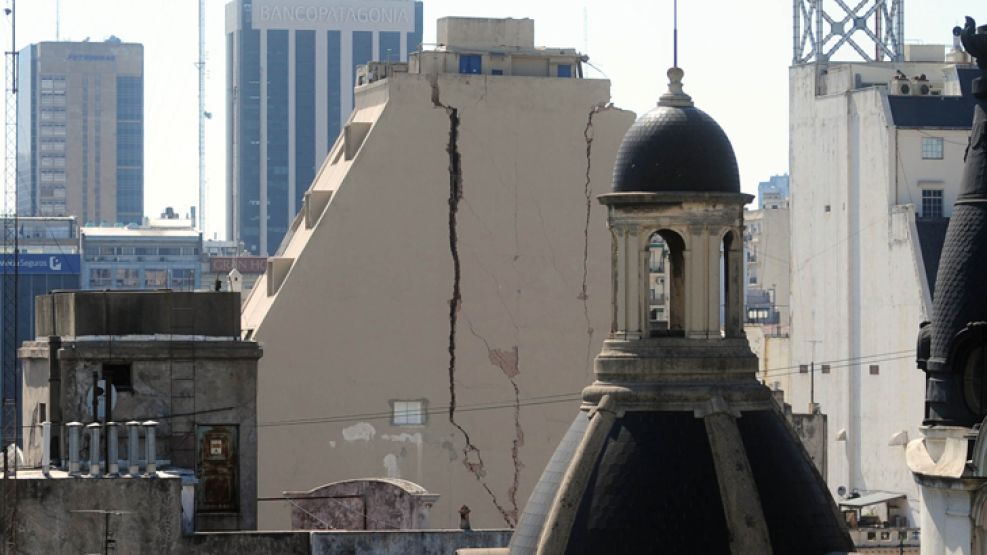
648, 230, 685, 337
721, 230, 741, 337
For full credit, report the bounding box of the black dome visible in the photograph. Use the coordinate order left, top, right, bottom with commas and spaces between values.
612, 104, 740, 194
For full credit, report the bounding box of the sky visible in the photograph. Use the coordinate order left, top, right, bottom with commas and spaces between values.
8, 0, 985, 241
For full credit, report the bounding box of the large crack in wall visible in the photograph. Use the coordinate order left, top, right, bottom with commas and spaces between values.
430, 76, 516, 527
579, 102, 614, 374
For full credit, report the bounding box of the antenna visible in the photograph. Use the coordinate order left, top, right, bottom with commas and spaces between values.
55, 0, 60, 41
673, 0, 678, 68
196, 0, 206, 232
582, 6, 588, 54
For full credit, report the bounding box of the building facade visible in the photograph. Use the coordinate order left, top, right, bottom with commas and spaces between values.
757, 174, 790, 209
17, 39, 144, 225
240, 18, 633, 529
80, 224, 202, 291
225, 0, 424, 255
788, 54, 975, 524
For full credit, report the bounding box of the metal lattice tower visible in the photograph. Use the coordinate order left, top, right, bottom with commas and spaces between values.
1, 0, 16, 470
793, 0, 904, 65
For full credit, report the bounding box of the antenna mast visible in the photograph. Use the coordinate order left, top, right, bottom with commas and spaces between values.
1, 0, 18, 548
197, 0, 206, 232
673, 0, 678, 67
793, 0, 904, 64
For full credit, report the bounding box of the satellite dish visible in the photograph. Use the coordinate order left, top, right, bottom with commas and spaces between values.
837, 485, 847, 498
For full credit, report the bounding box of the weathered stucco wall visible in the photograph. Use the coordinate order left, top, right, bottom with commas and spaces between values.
241, 72, 634, 529
788, 63, 947, 525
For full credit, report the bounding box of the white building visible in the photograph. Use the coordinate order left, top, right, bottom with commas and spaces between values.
788, 49, 976, 523
240, 18, 634, 529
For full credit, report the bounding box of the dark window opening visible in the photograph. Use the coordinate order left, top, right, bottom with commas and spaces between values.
921, 189, 944, 219
103, 363, 133, 392
491, 69, 503, 75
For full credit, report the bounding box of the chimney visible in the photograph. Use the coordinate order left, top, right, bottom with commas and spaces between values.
106, 422, 119, 475
87, 422, 101, 477
143, 420, 158, 475
127, 421, 141, 475
67, 422, 83, 476
41, 421, 51, 476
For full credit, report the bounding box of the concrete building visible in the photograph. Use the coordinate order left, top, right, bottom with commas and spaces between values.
788, 49, 976, 523
17, 39, 144, 225
17, 290, 260, 532
502, 66, 852, 555
744, 204, 792, 389
758, 174, 790, 209
200, 239, 266, 295
225, 0, 424, 255
80, 219, 202, 291
240, 17, 633, 529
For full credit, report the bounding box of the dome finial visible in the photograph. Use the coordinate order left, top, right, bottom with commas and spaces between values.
659, 67, 694, 107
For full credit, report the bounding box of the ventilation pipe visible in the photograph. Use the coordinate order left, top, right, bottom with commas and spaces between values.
106, 422, 119, 475
87, 422, 102, 476
143, 420, 158, 475
67, 421, 83, 476
127, 421, 141, 475
41, 421, 51, 476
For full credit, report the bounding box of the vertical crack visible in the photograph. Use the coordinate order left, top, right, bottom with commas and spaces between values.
430, 76, 515, 527
579, 102, 613, 374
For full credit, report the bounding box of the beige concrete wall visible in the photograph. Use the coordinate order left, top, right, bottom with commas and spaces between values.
242, 72, 633, 529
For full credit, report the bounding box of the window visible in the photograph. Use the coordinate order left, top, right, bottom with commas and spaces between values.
869, 364, 880, 375
90, 268, 112, 288
144, 269, 167, 288
799, 365, 809, 374
115, 268, 140, 288
557, 64, 572, 78
921, 189, 944, 219
922, 137, 944, 160
458, 54, 482, 74
171, 268, 196, 290
392, 400, 426, 426
103, 363, 133, 392
821, 364, 831, 374
491, 69, 503, 76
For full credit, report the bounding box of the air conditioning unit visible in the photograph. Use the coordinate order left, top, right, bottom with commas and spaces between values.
889, 78, 913, 96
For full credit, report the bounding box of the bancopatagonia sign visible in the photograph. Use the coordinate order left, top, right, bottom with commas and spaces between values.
257, 5, 410, 24
0, 254, 80, 274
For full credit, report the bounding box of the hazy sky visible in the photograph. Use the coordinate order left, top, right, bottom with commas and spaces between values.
9, 0, 985, 240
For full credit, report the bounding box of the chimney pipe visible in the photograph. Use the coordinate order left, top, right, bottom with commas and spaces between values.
143, 420, 158, 475
66, 421, 82, 476
106, 422, 119, 475
127, 421, 141, 475
41, 421, 51, 476
87, 422, 102, 477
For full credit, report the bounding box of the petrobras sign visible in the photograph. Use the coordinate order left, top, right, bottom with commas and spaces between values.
0, 254, 80, 274
252, 0, 415, 31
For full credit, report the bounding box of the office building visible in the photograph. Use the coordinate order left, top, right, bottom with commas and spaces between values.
226, 0, 424, 255
17, 39, 144, 225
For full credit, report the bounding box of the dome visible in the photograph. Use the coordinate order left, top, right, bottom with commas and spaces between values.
612, 68, 740, 194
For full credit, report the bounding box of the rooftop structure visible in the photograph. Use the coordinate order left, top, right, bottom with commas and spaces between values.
506, 67, 853, 554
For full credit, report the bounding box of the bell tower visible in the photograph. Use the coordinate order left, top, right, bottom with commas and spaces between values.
506, 67, 854, 555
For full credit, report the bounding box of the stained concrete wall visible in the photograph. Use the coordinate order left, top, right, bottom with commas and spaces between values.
7, 474, 185, 554
7, 474, 509, 554
241, 70, 634, 529
788, 62, 967, 525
